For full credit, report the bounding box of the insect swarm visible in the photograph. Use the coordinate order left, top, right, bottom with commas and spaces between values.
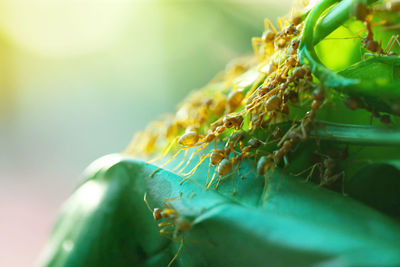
126, 0, 400, 216
127, 0, 333, 193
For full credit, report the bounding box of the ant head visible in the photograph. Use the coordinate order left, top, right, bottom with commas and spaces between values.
291, 39, 300, 50
153, 208, 163, 220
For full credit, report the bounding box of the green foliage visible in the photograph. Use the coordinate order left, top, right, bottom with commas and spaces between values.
39, 0, 400, 266
39, 154, 400, 266
299, 0, 400, 114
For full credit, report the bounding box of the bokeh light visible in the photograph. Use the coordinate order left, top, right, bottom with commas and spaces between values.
0, 1, 291, 266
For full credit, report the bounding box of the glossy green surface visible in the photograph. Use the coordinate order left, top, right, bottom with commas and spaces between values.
38, 151, 400, 266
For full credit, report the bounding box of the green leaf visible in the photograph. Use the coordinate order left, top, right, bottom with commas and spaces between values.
345, 163, 400, 217
39, 154, 400, 266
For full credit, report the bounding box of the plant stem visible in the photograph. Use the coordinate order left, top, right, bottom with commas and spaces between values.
311, 121, 400, 146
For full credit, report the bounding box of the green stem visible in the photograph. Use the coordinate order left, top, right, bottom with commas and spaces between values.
299, 0, 400, 114
312, 121, 400, 146
299, 0, 359, 86
313, 0, 378, 45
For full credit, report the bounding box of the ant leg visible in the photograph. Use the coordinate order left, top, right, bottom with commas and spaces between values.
172, 149, 189, 172
293, 163, 318, 182
224, 132, 235, 148
160, 225, 176, 236
236, 160, 243, 178
143, 193, 154, 212
278, 17, 284, 32
147, 136, 179, 164
205, 162, 212, 185
181, 152, 210, 177
264, 18, 278, 33
214, 175, 223, 189
360, 45, 365, 60
178, 143, 208, 174
263, 167, 274, 203
305, 163, 320, 182
179, 159, 208, 185
283, 155, 289, 167
158, 218, 175, 227
206, 168, 218, 190
292, 164, 314, 176
214, 170, 236, 190
252, 37, 263, 60
167, 238, 184, 267
386, 34, 400, 54
278, 123, 297, 147
150, 145, 196, 177
163, 197, 181, 210
231, 144, 237, 158
249, 73, 266, 98
394, 34, 400, 48
384, 35, 395, 54
290, 7, 295, 22
160, 230, 174, 236
161, 230, 174, 235
319, 174, 336, 186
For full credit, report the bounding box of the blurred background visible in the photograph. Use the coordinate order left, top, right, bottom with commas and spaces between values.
0, 1, 292, 266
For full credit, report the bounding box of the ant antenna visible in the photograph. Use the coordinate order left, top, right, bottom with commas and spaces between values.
143, 193, 154, 212
167, 237, 184, 267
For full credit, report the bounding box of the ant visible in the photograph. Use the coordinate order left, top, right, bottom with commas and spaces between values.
176, 117, 245, 176
144, 193, 191, 267
176, 115, 246, 181
223, 114, 244, 130
205, 133, 243, 190
294, 150, 346, 188
180, 131, 240, 186
343, 96, 392, 124
248, 59, 307, 118
227, 89, 244, 113
144, 193, 191, 237
274, 23, 298, 49
205, 134, 264, 192
252, 18, 278, 61
209, 151, 253, 193
257, 154, 274, 176
271, 86, 323, 166
148, 127, 204, 176
353, 2, 400, 56
343, 96, 361, 111
150, 122, 228, 177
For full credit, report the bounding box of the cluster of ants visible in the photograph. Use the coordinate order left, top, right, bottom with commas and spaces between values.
134, 14, 346, 192
126, 2, 400, 195
130, 1, 400, 265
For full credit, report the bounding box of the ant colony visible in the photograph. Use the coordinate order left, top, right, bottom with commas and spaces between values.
127, 1, 398, 192
127, 0, 400, 265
